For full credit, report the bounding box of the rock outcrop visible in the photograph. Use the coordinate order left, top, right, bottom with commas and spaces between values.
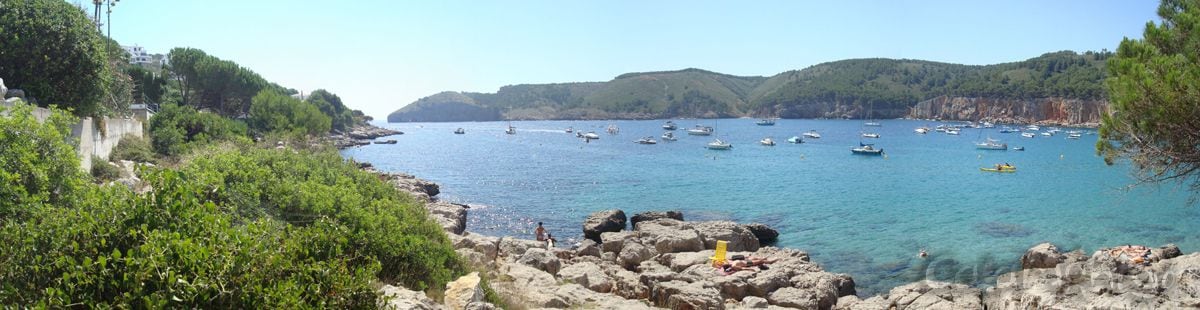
443, 272, 485, 310
583, 209, 628, 242
909, 96, 1107, 127
331, 124, 402, 149
1020, 242, 1066, 269
630, 210, 684, 227
378, 284, 443, 310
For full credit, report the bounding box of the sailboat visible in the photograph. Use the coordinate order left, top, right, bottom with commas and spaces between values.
505, 124, 516, 135
864, 103, 882, 127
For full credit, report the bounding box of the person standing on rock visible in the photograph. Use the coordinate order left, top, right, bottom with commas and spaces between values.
535, 222, 547, 241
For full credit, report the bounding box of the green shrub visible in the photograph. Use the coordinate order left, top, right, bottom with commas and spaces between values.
89, 155, 122, 182
148, 103, 248, 156
248, 90, 332, 136
0, 102, 83, 220
110, 134, 156, 163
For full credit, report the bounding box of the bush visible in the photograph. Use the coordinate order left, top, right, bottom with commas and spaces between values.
0, 0, 110, 116
148, 103, 248, 156
89, 155, 122, 182
0, 102, 83, 220
110, 134, 156, 163
248, 90, 332, 136
0, 143, 466, 307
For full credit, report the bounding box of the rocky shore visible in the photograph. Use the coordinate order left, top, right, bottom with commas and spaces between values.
331, 124, 403, 148
376, 171, 1200, 309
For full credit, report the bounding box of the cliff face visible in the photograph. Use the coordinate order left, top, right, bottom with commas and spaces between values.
909, 96, 1108, 126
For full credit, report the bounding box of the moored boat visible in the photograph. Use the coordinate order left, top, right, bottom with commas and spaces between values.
687, 125, 714, 136
760, 137, 776, 146
454, 128, 465, 134
505, 125, 516, 135
661, 131, 677, 141
582, 132, 600, 140
662, 121, 677, 130
862, 133, 880, 138
851, 143, 883, 155
787, 136, 804, 144
706, 139, 732, 150
975, 138, 1008, 150
756, 119, 776, 126
634, 136, 657, 144
803, 130, 821, 139
1021, 132, 1036, 138
915, 127, 930, 134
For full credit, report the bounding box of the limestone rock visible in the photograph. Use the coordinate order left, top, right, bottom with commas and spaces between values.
454, 232, 500, 260
694, 221, 760, 252
463, 302, 497, 310
636, 219, 705, 254
985, 250, 1200, 309
499, 237, 546, 257
378, 284, 442, 310
557, 261, 614, 293
1020, 242, 1065, 269
517, 248, 562, 275
426, 201, 467, 235
885, 280, 982, 310
583, 209, 627, 242
600, 231, 635, 254
575, 238, 602, 257
743, 223, 779, 245
630, 210, 683, 227
618, 242, 657, 270
444, 272, 484, 310
648, 280, 724, 309
658, 250, 716, 272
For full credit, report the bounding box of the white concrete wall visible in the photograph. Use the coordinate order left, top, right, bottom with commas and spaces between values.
4, 100, 144, 171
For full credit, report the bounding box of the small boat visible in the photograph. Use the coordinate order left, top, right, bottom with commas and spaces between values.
862, 133, 880, 138
1021, 132, 1036, 138
803, 130, 821, 139
851, 143, 884, 155
787, 136, 804, 144
565, 127, 573, 133
1067, 133, 1082, 139
505, 125, 516, 135
687, 125, 714, 136
982, 122, 995, 128
914, 127, 930, 134
1026, 125, 1040, 131
934, 125, 948, 132
374, 139, 397, 144
864, 121, 882, 127
662, 121, 678, 130
999, 127, 1017, 133
606, 124, 619, 135
946, 129, 960, 135
661, 131, 677, 141
454, 128, 465, 134
1012, 146, 1025, 151
1041, 132, 1053, 137
980, 164, 1017, 173
635, 136, 657, 144
582, 132, 600, 140
975, 138, 1008, 150
760, 137, 776, 146
756, 119, 776, 126
706, 139, 732, 150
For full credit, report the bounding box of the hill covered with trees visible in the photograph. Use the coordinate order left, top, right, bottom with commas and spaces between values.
388, 51, 1111, 122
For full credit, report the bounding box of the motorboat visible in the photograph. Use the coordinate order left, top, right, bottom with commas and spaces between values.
1026, 125, 1041, 131
1067, 133, 1082, 139
582, 132, 600, 140
505, 126, 516, 135
661, 131, 677, 141
802, 130, 821, 139
851, 143, 884, 155
915, 127, 930, 134
934, 125, 948, 133
706, 139, 732, 150
975, 138, 1008, 150
755, 119, 776, 126
760, 137, 776, 146
864, 121, 882, 127
565, 127, 573, 133
662, 121, 677, 130
946, 129, 960, 135
373, 139, 397, 144
980, 164, 1017, 173
634, 136, 657, 144
999, 127, 1017, 133
1021, 132, 1036, 138
982, 122, 995, 128
862, 133, 880, 138
454, 128, 465, 134
1012, 146, 1025, 151
687, 125, 714, 136
787, 136, 804, 144
1041, 132, 1053, 137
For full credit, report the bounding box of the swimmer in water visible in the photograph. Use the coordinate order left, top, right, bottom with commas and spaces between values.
919, 248, 928, 258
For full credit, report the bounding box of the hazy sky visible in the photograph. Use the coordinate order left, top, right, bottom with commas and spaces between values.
99, 0, 1159, 118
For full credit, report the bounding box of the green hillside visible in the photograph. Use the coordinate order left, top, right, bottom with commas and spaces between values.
388, 51, 1110, 122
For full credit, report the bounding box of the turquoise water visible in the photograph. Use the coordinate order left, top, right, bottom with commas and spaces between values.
341, 119, 1198, 295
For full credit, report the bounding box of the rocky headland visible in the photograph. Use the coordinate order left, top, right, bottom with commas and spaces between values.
376, 171, 1200, 309
331, 124, 404, 149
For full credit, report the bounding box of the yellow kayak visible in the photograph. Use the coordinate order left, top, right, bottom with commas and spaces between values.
980, 166, 1016, 173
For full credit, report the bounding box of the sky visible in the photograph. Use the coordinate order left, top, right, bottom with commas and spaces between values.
94, 0, 1161, 119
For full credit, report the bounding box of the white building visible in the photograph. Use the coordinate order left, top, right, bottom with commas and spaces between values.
122, 45, 153, 65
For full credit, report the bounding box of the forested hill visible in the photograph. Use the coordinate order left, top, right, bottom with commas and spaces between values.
388, 51, 1111, 122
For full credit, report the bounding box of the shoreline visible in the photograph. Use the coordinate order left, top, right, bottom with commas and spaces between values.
368, 168, 1200, 309
381, 117, 1102, 129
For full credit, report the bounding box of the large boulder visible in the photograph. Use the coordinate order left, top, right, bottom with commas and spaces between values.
694, 221, 761, 252
648, 280, 724, 309
635, 219, 705, 254
881, 280, 981, 310
575, 238, 602, 257
618, 242, 657, 270
583, 209, 627, 242
985, 250, 1200, 309
744, 223, 780, 245
426, 201, 467, 235
1020, 242, 1065, 269
517, 248, 562, 275
557, 261, 614, 293
600, 231, 635, 254
378, 284, 442, 310
630, 210, 683, 227
453, 232, 500, 260
498, 237, 547, 257
444, 272, 485, 310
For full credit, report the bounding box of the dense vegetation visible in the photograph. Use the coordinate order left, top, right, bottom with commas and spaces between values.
1098, 0, 1200, 193
389, 52, 1111, 122
0, 102, 467, 307
148, 103, 249, 157
248, 90, 332, 136
0, 0, 114, 116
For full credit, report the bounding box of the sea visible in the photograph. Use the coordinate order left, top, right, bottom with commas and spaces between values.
340, 118, 1199, 296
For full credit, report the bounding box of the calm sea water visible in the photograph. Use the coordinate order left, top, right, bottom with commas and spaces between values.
341, 119, 1198, 295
